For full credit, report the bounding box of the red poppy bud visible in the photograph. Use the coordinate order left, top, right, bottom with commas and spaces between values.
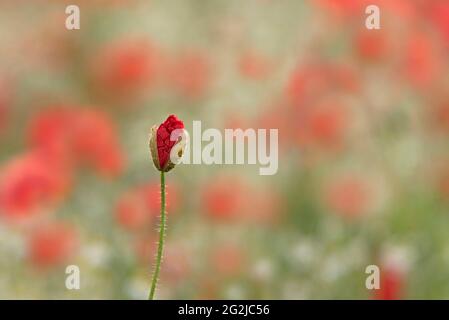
149, 114, 188, 172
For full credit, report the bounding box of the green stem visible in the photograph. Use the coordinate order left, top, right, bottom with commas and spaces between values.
148, 171, 166, 300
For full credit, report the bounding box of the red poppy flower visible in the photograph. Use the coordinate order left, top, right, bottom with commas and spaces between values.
201, 176, 247, 221
27, 222, 78, 269
354, 29, 390, 62
238, 51, 272, 80
90, 39, 162, 101
167, 51, 212, 99
402, 32, 441, 88
201, 173, 282, 224
29, 107, 125, 177
0, 152, 69, 222
323, 174, 374, 218
160, 244, 191, 283
149, 114, 187, 172
116, 182, 180, 231
134, 234, 157, 266
373, 265, 404, 300
295, 99, 350, 151
286, 63, 359, 107
210, 243, 245, 277
428, 2, 449, 44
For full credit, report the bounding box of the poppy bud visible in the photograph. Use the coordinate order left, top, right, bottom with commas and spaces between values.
149, 114, 188, 172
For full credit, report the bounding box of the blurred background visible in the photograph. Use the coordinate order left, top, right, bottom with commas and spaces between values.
0, 0, 449, 299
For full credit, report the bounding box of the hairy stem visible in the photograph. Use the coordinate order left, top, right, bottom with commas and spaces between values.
148, 171, 166, 300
